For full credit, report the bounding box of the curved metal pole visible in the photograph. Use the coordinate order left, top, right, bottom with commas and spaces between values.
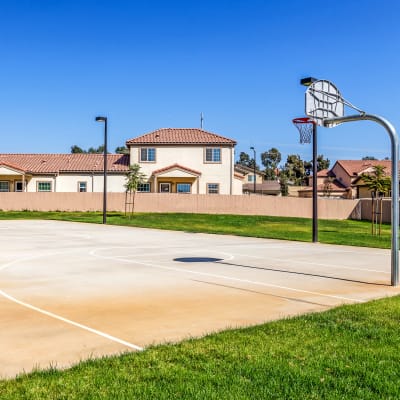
324, 114, 399, 286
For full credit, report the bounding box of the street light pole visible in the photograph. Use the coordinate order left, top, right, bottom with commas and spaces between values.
250, 146, 256, 194
95, 116, 108, 224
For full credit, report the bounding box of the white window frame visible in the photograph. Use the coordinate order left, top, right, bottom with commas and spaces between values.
177, 183, 191, 193
37, 181, 52, 192
15, 181, 24, 192
78, 181, 87, 192
205, 147, 221, 163
159, 183, 171, 193
140, 147, 156, 162
137, 183, 151, 192
207, 183, 220, 194
0, 181, 10, 192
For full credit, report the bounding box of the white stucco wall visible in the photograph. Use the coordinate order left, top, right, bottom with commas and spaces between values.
25, 174, 126, 193
130, 145, 239, 195
56, 174, 126, 192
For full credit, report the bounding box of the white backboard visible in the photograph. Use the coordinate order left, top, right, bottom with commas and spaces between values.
305, 80, 344, 126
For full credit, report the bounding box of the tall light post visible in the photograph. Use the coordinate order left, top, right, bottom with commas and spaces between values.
95, 116, 107, 224
250, 146, 256, 194
301, 77, 318, 242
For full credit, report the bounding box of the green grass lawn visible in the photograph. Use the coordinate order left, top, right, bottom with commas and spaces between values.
1, 296, 400, 399
0, 211, 397, 398
0, 210, 392, 248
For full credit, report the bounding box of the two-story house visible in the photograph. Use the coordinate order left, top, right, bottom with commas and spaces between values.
126, 128, 242, 195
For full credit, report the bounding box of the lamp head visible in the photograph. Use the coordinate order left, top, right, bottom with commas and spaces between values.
300, 77, 317, 87
95, 116, 107, 122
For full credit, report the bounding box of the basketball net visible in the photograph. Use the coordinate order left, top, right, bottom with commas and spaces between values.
292, 117, 315, 144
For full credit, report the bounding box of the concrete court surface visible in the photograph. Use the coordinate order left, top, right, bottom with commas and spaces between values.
1, 219, 399, 379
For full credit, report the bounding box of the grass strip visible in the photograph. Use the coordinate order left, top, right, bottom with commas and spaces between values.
0, 210, 392, 249
1, 296, 400, 399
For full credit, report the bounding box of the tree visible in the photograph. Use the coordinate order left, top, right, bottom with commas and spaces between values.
87, 145, 105, 154
71, 145, 85, 153
317, 155, 330, 171
303, 155, 330, 176
261, 148, 281, 180
361, 165, 391, 197
362, 156, 377, 160
124, 163, 146, 215
115, 146, 129, 154
236, 151, 259, 170
70, 145, 109, 154
237, 152, 251, 167
322, 177, 335, 197
279, 172, 289, 196
282, 154, 306, 185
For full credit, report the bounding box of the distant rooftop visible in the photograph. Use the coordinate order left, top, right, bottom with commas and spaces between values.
0, 154, 129, 174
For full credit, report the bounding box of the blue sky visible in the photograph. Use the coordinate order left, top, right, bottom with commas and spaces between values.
1, 0, 399, 168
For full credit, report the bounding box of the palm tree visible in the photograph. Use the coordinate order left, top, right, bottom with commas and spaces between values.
124, 164, 146, 216
361, 165, 391, 235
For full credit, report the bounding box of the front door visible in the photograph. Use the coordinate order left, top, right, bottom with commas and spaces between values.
159, 183, 171, 193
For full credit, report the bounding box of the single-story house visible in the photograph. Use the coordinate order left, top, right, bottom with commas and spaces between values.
0, 154, 129, 193
0, 128, 242, 195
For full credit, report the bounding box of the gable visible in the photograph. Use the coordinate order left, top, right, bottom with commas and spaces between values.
0, 164, 25, 175
152, 164, 201, 178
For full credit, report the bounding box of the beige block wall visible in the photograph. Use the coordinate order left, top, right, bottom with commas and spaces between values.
0, 192, 360, 220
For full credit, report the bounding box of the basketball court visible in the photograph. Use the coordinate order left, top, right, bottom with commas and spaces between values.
1, 219, 399, 379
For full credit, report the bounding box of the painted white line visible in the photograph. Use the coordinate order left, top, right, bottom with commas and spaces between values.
0, 251, 74, 273
229, 252, 390, 274
90, 249, 364, 303
0, 289, 143, 351
0, 251, 143, 352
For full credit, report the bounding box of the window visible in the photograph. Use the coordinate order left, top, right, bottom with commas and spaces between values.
248, 175, 255, 182
78, 182, 87, 192
159, 183, 171, 193
140, 148, 156, 162
207, 183, 219, 194
205, 148, 221, 163
137, 183, 151, 192
15, 181, 24, 192
37, 181, 52, 192
177, 183, 191, 193
0, 181, 10, 192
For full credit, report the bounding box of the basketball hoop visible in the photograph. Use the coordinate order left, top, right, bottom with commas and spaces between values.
292, 117, 315, 144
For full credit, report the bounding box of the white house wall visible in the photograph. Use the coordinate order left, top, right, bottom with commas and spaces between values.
26, 176, 56, 192
233, 177, 244, 195
130, 145, 239, 195
26, 174, 126, 192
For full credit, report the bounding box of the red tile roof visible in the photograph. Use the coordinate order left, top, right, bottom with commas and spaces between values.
317, 169, 330, 177
0, 154, 130, 174
152, 163, 201, 176
335, 160, 393, 176
126, 128, 237, 146
298, 181, 348, 193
